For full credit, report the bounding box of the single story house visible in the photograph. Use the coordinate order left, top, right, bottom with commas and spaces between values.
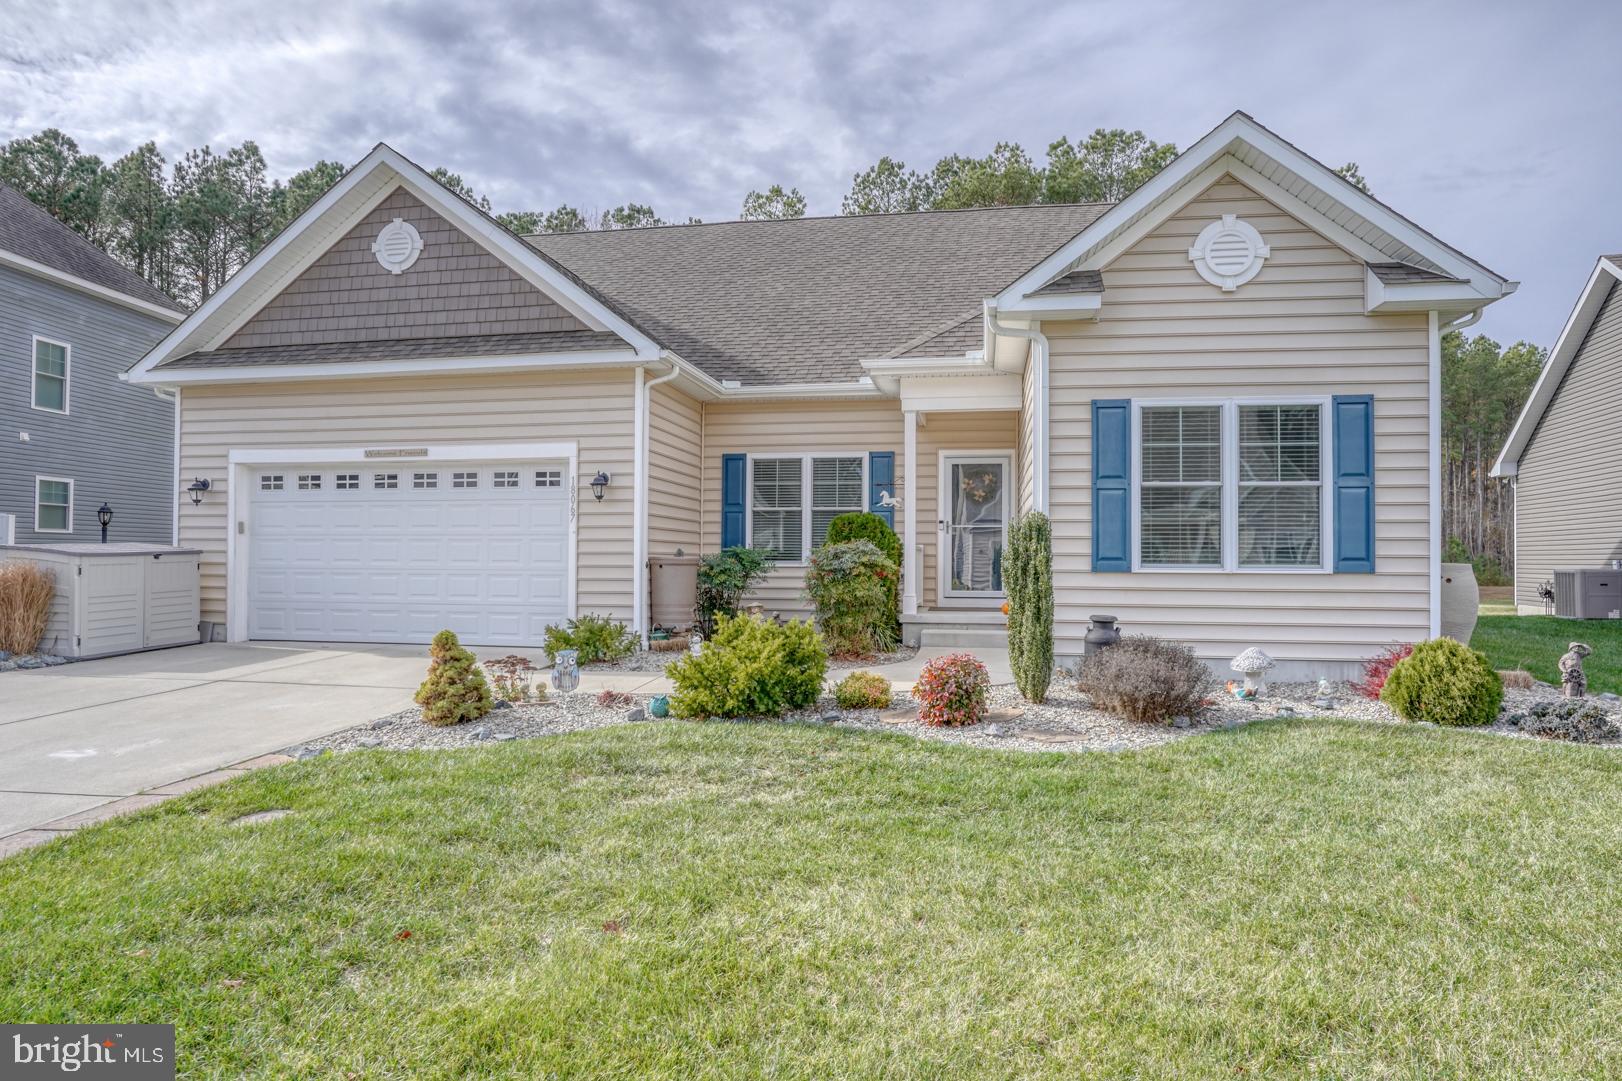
2, 181, 184, 545
126, 112, 1514, 677
1492, 254, 1622, 613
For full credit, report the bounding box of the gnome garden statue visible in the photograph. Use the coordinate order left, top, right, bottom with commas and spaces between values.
1560, 642, 1592, 699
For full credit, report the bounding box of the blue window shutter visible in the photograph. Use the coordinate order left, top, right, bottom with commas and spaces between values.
1092, 399, 1132, 572
868, 451, 895, 527
1332, 395, 1375, 573
721, 453, 747, 549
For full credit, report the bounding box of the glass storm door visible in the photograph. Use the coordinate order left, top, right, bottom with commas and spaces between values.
940, 453, 1011, 599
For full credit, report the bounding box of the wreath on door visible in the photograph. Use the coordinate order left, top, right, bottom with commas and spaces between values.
960, 466, 1000, 504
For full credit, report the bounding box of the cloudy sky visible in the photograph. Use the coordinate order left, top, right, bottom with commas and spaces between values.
5, 0, 1618, 346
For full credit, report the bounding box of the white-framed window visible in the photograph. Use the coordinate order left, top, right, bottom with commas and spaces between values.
31, 337, 69, 414
412, 472, 438, 489
535, 469, 561, 488
452, 471, 478, 488
374, 473, 399, 489
297, 473, 322, 491
747, 453, 865, 563
493, 470, 519, 488
336, 473, 359, 490
260, 474, 284, 492
1133, 398, 1330, 573
34, 476, 72, 533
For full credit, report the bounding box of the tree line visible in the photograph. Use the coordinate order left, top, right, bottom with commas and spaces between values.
3, 124, 1530, 572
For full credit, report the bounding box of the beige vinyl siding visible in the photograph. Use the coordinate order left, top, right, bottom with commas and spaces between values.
179, 368, 636, 628
647, 381, 703, 557
917, 410, 1020, 609
1045, 175, 1433, 668
701, 399, 902, 616
1514, 281, 1622, 609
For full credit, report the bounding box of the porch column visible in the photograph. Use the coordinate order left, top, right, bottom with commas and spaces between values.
902, 408, 919, 616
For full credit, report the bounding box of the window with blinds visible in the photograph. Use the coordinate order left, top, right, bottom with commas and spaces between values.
1238, 405, 1321, 567
1139, 405, 1222, 566
750, 457, 804, 561
811, 456, 864, 548
747, 454, 865, 561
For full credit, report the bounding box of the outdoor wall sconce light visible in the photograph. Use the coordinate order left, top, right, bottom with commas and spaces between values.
97, 502, 114, 543
186, 478, 211, 506
590, 471, 611, 502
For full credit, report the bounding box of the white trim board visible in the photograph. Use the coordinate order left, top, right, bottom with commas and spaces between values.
1493, 256, 1622, 476
223, 441, 579, 644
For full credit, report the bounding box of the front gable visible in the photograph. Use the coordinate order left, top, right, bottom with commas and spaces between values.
126, 144, 662, 384
223, 188, 590, 350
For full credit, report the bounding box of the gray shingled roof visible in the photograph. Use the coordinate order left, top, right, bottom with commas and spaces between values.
1031, 268, 1104, 295
160, 329, 626, 369
0, 181, 184, 312
528, 203, 1110, 385
1367, 262, 1462, 285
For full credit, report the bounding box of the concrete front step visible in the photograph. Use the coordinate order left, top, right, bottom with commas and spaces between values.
915, 627, 1010, 649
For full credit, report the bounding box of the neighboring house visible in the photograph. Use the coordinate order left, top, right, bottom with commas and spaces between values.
1, 182, 185, 545
126, 112, 1514, 677
1492, 255, 1622, 613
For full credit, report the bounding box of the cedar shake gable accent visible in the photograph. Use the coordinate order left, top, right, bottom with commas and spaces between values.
221, 187, 591, 351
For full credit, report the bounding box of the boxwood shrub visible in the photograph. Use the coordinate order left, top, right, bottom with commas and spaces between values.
668, 614, 827, 718
1380, 637, 1503, 727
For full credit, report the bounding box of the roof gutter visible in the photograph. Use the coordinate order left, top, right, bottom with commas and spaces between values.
984, 300, 1048, 514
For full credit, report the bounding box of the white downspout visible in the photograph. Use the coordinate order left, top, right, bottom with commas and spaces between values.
1428, 311, 1442, 638
154, 386, 179, 545
634, 364, 682, 645
984, 303, 1050, 514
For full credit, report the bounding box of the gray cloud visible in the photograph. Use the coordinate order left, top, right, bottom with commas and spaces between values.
3, 0, 1619, 345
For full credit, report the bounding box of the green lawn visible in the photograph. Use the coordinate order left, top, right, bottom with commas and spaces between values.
1473, 613, 1622, 692
4, 722, 1621, 1079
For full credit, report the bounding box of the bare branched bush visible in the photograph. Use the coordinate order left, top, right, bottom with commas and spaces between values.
1077, 635, 1216, 725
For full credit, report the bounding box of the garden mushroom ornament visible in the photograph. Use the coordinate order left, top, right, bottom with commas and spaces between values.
1230, 648, 1275, 697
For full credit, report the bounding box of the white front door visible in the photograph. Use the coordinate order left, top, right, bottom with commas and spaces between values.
246, 461, 570, 646
939, 452, 1012, 600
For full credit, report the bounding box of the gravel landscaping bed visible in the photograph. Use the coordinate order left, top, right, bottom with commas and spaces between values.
296, 673, 1622, 759
585, 644, 919, 674
0, 650, 72, 672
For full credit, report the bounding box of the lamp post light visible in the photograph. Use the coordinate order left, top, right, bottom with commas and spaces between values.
97, 502, 113, 543
589, 471, 611, 502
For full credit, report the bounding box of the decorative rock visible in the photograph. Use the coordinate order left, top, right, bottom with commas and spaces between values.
984, 707, 1025, 724
0, 660, 16, 672
356, 737, 383, 749
468, 725, 492, 741
0, 650, 10, 662
1230, 648, 1275, 695
288, 745, 322, 761
493, 700, 513, 710
820, 709, 841, 723
1171, 715, 1191, 728
984, 723, 1010, 737
1018, 729, 1087, 745
39, 654, 68, 666
624, 706, 647, 722
493, 732, 517, 742
368, 716, 393, 730
15, 656, 45, 669
1560, 643, 1592, 699
1601, 692, 1621, 704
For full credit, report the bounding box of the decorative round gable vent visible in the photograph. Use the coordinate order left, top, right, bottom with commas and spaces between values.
1189, 214, 1270, 291
371, 218, 423, 275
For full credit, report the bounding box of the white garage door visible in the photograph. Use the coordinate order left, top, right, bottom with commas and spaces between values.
248, 462, 569, 646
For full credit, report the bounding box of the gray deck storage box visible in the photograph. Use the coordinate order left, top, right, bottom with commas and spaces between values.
1, 543, 203, 659
1553, 568, 1622, 620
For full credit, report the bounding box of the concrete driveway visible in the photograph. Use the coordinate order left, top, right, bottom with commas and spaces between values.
0, 642, 426, 842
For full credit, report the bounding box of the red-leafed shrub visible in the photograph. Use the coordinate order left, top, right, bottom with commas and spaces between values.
913, 653, 990, 727
1355, 643, 1414, 700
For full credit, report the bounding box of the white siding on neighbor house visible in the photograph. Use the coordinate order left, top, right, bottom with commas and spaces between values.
700, 399, 902, 617
1044, 175, 1433, 670
1514, 280, 1622, 610
916, 410, 1020, 609
179, 368, 637, 630
647, 381, 703, 558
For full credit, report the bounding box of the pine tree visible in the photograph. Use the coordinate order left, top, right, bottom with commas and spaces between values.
414, 630, 494, 726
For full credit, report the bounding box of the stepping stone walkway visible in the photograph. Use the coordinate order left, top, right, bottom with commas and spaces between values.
1013, 729, 1091, 745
